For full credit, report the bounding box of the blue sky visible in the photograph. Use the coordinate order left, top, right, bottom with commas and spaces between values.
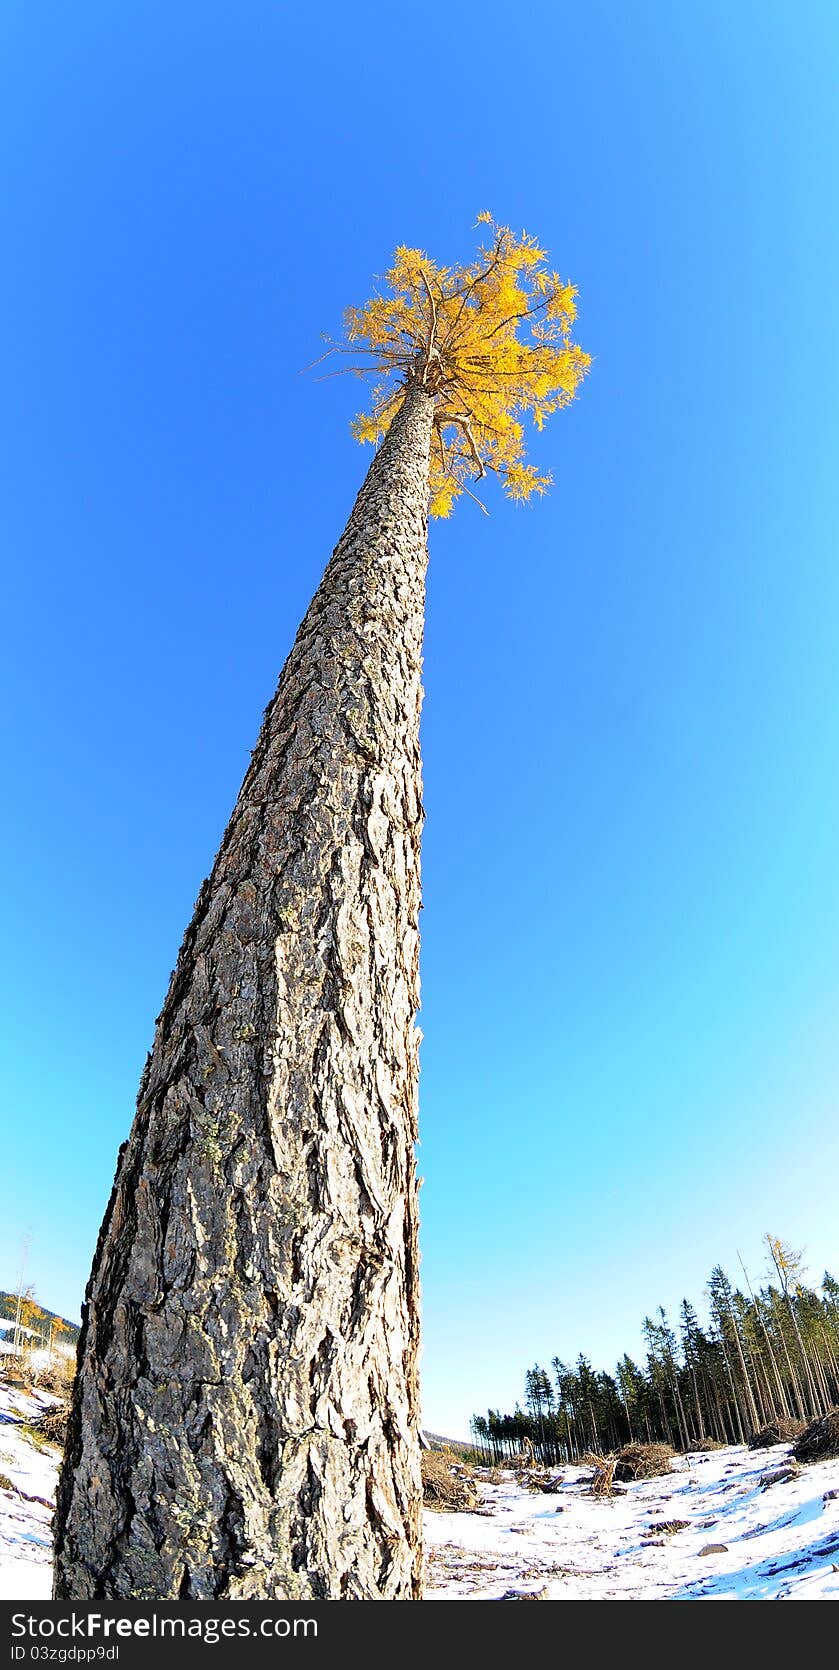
2, 2, 838, 1437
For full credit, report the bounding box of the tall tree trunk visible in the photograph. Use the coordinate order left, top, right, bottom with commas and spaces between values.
54, 382, 436, 1600
716, 1335, 746, 1444
725, 1303, 760, 1434
782, 1293, 820, 1416
769, 1293, 807, 1419
737, 1257, 791, 1418
688, 1362, 703, 1440
709, 1376, 728, 1443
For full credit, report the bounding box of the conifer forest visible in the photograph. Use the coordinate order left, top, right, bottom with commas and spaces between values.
471, 1239, 839, 1464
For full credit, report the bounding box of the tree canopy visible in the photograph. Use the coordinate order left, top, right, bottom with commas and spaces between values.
322, 214, 591, 516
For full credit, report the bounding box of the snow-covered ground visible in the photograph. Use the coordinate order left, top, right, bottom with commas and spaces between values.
2, 1380, 837, 1601
425, 1448, 839, 1600
0, 1380, 60, 1600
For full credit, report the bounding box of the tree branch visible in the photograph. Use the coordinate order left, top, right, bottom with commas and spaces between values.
418, 267, 440, 381
443, 230, 509, 348
459, 478, 491, 516
435, 410, 485, 478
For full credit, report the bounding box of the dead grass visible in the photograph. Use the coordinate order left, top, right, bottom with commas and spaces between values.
792, 1409, 839, 1465
16, 1402, 70, 1451
18, 1423, 52, 1454
686, 1437, 727, 1452
35, 1359, 76, 1398
613, 1441, 675, 1482
0, 1359, 28, 1386
1, 1354, 75, 1399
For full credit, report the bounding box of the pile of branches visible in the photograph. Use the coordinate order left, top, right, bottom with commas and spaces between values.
421, 1450, 480, 1512
613, 1441, 674, 1482
34, 1403, 69, 1446
582, 1453, 619, 1498
793, 1409, 839, 1464
748, 1417, 807, 1449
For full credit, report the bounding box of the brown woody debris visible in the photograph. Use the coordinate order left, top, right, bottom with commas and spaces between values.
422, 1450, 480, 1511
748, 1417, 807, 1449
793, 1409, 839, 1465
33, 1403, 69, 1446
613, 1442, 675, 1482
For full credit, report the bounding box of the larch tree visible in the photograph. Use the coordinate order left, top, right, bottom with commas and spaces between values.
765, 1232, 820, 1417
53, 215, 589, 1601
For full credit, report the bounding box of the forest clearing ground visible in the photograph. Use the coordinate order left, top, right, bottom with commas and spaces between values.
0, 1380, 60, 1599
2, 1380, 838, 1601
423, 1447, 839, 1599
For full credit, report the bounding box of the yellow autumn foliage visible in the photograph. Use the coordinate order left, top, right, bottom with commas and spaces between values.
328, 215, 590, 516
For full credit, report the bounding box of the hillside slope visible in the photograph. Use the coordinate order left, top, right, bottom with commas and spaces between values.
0, 1295, 79, 1347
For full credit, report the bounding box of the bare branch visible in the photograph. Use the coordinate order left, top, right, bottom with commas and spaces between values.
434, 410, 486, 478
313, 365, 380, 382
459, 479, 491, 516
418, 266, 440, 383
299, 343, 340, 374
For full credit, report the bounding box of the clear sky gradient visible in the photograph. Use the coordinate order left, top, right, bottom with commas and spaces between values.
2, 3, 838, 1436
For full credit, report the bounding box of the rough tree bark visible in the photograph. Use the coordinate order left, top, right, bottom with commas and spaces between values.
53, 382, 436, 1600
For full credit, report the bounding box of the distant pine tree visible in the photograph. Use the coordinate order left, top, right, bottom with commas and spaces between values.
474, 1237, 839, 1461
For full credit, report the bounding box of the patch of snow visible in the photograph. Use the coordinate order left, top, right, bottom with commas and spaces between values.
0, 1380, 61, 1601
1, 1399, 836, 1601
423, 1446, 839, 1600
